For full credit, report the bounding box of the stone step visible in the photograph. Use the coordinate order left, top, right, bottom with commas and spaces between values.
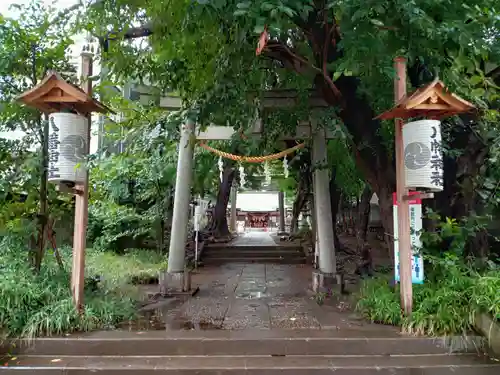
3, 330, 486, 357
202, 256, 307, 264
204, 245, 303, 252
202, 250, 304, 258
1, 354, 498, 374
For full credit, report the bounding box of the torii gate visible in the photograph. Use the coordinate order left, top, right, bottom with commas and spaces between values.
159, 88, 344, 294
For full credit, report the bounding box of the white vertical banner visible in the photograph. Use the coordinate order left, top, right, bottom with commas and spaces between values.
393, 192, 424, 284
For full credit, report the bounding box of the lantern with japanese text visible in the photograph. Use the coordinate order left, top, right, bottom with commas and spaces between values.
47, 112, 89, 185
377, 78, 476, 193
15, 71, 110, 187
402, 119, 443, 191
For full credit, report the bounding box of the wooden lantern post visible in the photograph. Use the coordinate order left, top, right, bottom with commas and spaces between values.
16, 51, 110, 312
393, 57, 412, 314
377, 60, 475, 316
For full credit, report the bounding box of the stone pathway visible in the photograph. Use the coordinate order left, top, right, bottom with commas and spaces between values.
229, 232, 277, 246
133, 263, 395, 333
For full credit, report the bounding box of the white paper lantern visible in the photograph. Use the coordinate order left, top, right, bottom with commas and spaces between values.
47, 112, 89, 185
403, 119, 443, 192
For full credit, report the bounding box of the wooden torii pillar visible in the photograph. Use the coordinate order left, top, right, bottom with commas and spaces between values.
376, 59, 475, 315
16, 49, 110, 312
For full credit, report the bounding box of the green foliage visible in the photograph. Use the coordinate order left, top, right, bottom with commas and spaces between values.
87, 101, 177, 251
0, 242, 165, 338
356, 277, 403, 326
0, 0, 77, 138
0, 1, 78, 251
357, 211, 500, 336
85, 248, 166, 287
327, 138, 365, 199
356, 258, 500, 336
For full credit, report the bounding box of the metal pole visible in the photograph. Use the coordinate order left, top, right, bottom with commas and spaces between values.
194, 234, 198, 270
394, 57, 413, 315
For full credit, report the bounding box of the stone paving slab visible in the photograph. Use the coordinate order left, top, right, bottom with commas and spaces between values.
132, 262, 387, 332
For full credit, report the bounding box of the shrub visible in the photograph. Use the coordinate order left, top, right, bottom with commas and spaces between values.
356, 277, 403, 326
0, 242, 163, 339
356, 254, 500, 336
88, 202, 149, 252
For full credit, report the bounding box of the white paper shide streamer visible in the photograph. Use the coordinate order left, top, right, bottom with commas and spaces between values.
239, 164, 246, 188
283, 156, 289, 178
264, 161, 271, 186
218, 156, 224, 182
47, 112, 89, 185
403, 119, 443, 192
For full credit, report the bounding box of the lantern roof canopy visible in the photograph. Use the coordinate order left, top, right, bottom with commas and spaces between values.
16, 71, 111, 114
376, 78, 475, 120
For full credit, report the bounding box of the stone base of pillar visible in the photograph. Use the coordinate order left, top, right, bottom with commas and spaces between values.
277, 231, 288, 236
159, 270, 199, 297
311, 270, 345, 294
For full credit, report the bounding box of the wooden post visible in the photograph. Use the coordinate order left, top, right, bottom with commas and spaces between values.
71, 49, 93, 312
394, 57, 413, 315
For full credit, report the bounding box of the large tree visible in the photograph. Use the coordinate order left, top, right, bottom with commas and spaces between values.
84, 0, 500, 253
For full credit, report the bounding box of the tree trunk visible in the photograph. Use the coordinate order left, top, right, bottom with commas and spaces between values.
47, 218, 64, 271
356, 185, 372, 251
377, 187, 394, 258
208, 164, 235, 239
329, 169, 342, 250
316, 75, 396, 244
35, 114, 49, 273
291, 178, 309, 233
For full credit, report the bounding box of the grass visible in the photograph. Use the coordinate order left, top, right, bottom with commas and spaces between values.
0, 244, 165, 339
85, 248, 166, 287
355, 256, 500, 336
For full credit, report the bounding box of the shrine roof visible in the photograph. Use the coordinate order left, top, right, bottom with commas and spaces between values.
16, 71, 111, 114
376, 78, 475, 120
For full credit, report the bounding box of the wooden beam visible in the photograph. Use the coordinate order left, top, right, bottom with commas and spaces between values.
35, 95, 85, 102
196, 125, 236, 140
159, 96, 182, 109
195, 123, 343, 140
411, 104, 451, 110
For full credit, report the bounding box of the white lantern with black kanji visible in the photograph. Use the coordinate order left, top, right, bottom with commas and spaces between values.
47, 112, 89, 186
402, 119, 443, 191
